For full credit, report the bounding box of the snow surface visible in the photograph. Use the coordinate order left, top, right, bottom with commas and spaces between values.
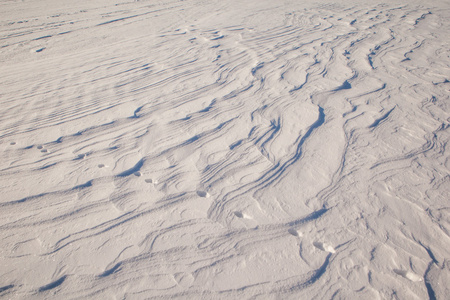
1, 0, 449, 299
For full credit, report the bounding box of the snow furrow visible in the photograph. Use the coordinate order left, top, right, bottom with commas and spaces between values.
1, 0, 449, 298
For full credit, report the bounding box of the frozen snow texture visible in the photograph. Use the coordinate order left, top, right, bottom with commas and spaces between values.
0, 0, 449, 299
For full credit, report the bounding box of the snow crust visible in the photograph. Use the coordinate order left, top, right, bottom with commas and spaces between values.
1, 0, 449, 298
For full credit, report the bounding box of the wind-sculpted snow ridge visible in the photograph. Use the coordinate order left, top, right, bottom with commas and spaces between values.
1, 0, 449, 298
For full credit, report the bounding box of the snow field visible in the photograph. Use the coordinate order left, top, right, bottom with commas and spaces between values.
1, 0, 449, 298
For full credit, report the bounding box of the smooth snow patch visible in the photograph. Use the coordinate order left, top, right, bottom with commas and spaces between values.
394, 269, 423, 282
313, 241, 336, 253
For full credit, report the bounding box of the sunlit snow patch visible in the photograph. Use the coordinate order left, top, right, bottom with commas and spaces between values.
393, 269, 423, 282
313, 241, 336, 253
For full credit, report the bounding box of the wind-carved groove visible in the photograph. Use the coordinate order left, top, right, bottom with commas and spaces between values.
301, 253, 332, 287
416, 240, 439, 300
367, 30, 396, 69
424, 262, 437, 300
0, 285, 14, 294
1, 2, 447, 299
272, 253, 332, 294
369, 106, 395, 128
38, 276, 67, 292
289, 74, 310, 92
414, 12, 432, 25
287, 208, 328, 227
253, 117, 281, 164
117, 159, 145, 177
99, 263, 122, 277
208, 106, 325, 221
254, 106, 325, 189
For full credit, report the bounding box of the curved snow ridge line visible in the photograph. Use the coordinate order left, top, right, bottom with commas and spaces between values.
0, 1, 182, 47
98, 262, 123, 278
156, 118, 238, 159
128, 253, 333, 298
207, 105, 325, 222
274, 253, 332, 293
0, 179, 94, 209
0, 47, 210, 139
369, 121, 447, 171
47, 192, 214, 255
38, 275, 67, 292
368, 106, 396, 128
0, 285, 14, 294
1, 2, 449, 299
95, 208, 331, 279
95, 6, 177, 27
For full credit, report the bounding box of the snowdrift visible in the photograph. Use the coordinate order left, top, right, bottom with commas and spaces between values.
1, 0, 449, 298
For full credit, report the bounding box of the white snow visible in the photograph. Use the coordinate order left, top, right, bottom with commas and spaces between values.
1, 0, 449, 298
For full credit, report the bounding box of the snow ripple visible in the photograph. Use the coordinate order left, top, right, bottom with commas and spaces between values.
0, 0, 449, 299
